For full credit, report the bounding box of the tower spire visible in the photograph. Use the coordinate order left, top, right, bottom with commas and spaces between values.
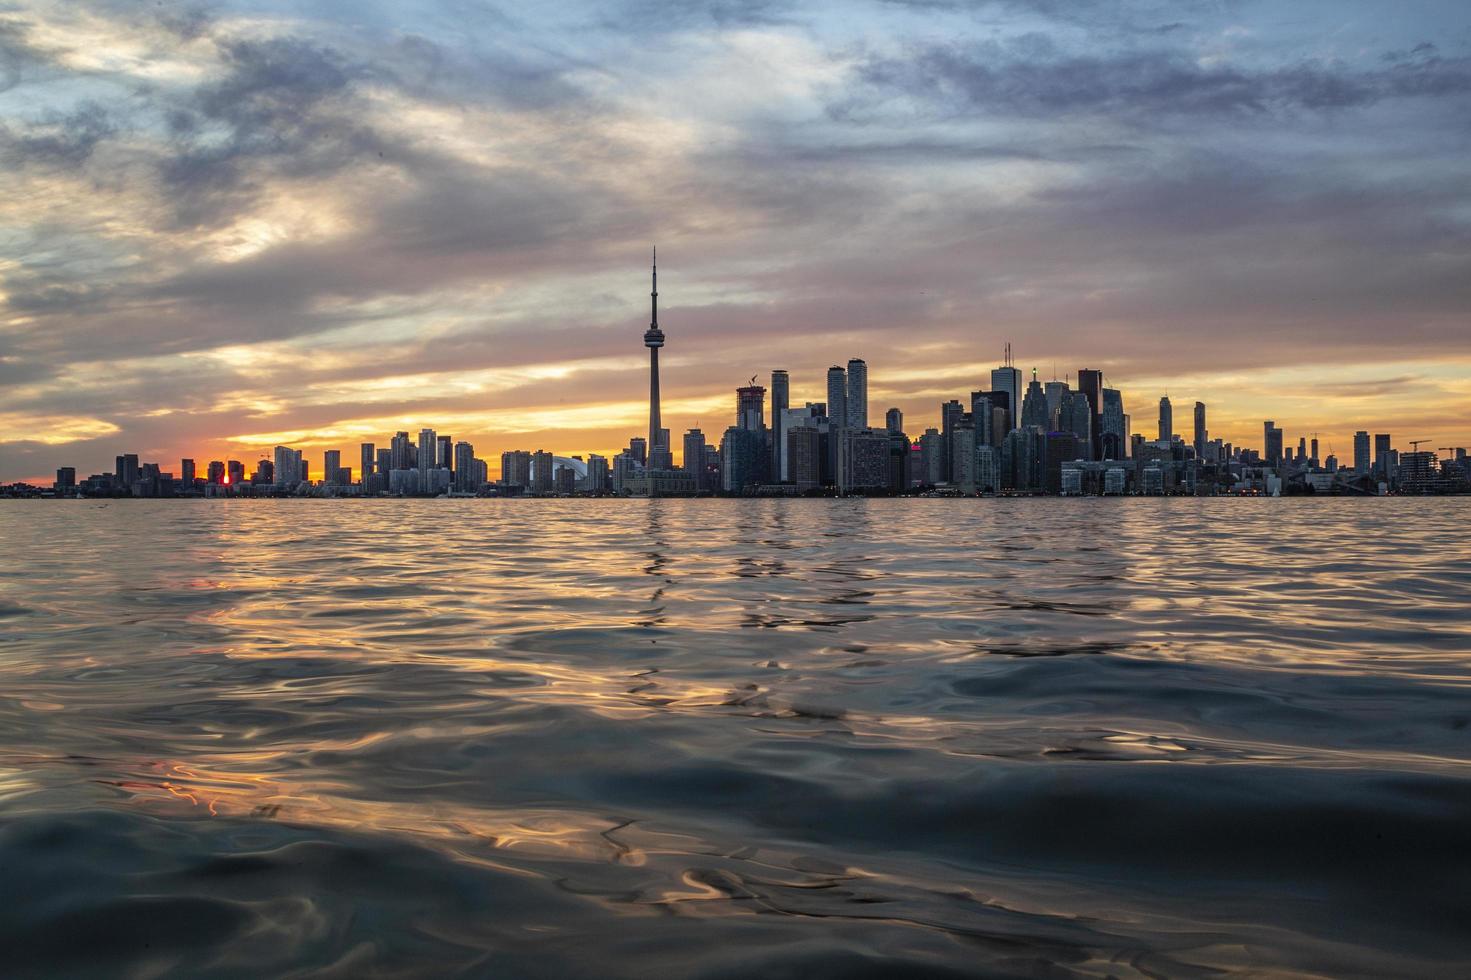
651, 246, 658, 330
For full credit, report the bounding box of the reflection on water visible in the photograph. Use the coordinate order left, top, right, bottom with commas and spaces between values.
2, 498, 1470, 977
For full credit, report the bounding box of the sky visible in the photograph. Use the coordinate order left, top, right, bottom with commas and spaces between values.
1, 0, 1469, 481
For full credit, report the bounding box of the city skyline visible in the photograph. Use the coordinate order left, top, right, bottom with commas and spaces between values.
10, 256, 1467, 489
3, 1, 1471, 482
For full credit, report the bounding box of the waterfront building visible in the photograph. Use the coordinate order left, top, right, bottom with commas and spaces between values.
531, 450, 555, 493
1194, 402, 1207, 459
1021, 371, 1049, 429
1077, 369, 1104, 457
453, 442, 477, 491
846, 358, 868, 429
1264, 421, 1283, 467
838, 427, 890, 493
991, 362, 1022, 432
1354, 431, 1371, 472
180, 459, 195, 485
683, 429, 707, 478
721, 426, 765, 492
360, 443, 375, 484
324, 450, 342, 485
826, 365, 847, 431
770, 369, 790, 480
1044, 380, 1069, 429
885, 408, 903, 434
1158, 396, 1173, 443
417, 429, 437, 492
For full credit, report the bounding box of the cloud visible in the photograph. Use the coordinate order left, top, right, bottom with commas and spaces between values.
837, 40, 1471, 121
2, 0, 1470, 482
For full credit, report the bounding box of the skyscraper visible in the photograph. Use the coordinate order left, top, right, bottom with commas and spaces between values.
453, 441, 476, 491
1020, 370, 1049, 428
1101, 388, 1125, 459
389, 431, 411, 471
324, 449, 341, 485
1264, 421, 1283, 466
826, 365, 847, 430
360, 443, 375, 484
770, 369, 789, 482
991, 348, 1022, 432
683, 429, 706, 476
1044, 379, 1070, 430
418, 428, 437, 491
885, 408, 903, 434
1193, 402, 1207, 458
1158, 396, 1172, 443
1077, 369, 1104, 459
736, 384, 765, 431
644, 251, 666, 464
1374, 433, 1392, 475
1354, 430, 1371, 472
940, 399, 964, 479
180, 459, 195, 485
845, 358, 868, 429
437, 435, 453, 471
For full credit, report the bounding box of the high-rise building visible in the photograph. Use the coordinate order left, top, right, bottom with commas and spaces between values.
787, 426, 822, 489
826, 365, 847, 430
845, 358, 868, 429
683, 429, 706, 476
1193, 402, 1207, 459
644, 251, 667, 464
587, 454, 610, 493
55, 467, 76, 492
324, 449, 342, 485
837, 427, 889, 493
226, 460, 244, 486
437, 435, 453, 471
950, 419, 976, 487
360, 443, 375, 484
180, 459, 195, 485
885, 408, 903, 434
940, 399, 964, 479
770, 369, 789, 481
1158, 396, 1172, 443
1099, 388, 1125, 459
500, 450, 531, 488
1264, 421, 1283, 466
1062, 392, 1092, 457
1310, 437, 1319, 467
721, 426, 764, 492
736, 384, 765, 431
1078, 369, 1104, 459
1044, 380, 1070, 430
390, 432, 413, 471
115, 454, 140, 490
418, 428, 437, 492
272, 446, 302, 487
991, 358, 1022, 432
1020, 370, 1049, 428
1354, 431, 1371, 472
453, 441, 476, 491
207, 460, 225, 484
1374, 434, 1392, 476
531, 450, 555, 492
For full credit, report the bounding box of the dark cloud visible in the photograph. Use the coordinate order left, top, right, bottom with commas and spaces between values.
0, 102, 116, 167
839, 41, 1471, 120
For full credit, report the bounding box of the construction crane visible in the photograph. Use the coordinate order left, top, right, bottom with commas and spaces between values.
1408, 439, 1431, 452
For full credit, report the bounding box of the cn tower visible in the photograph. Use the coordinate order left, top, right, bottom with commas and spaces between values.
644, 249, 665, 459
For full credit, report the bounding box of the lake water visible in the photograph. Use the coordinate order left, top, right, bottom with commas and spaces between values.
2, 498, 1469, 977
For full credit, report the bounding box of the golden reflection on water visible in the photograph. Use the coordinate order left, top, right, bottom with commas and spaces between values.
3, 498, 1471, 976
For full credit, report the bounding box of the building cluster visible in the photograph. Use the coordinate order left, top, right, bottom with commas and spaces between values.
14, 260, 1470, 499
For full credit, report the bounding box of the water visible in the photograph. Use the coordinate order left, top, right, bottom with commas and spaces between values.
2, 498, 1469, 978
